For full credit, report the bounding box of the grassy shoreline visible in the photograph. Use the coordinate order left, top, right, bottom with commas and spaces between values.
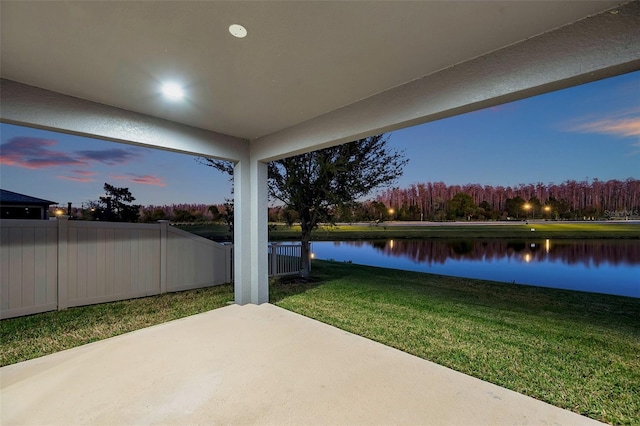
273, 261, 640, 425
178, 221, 640, 242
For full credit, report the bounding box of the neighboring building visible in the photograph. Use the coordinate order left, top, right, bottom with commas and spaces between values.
0, 189, 57, 220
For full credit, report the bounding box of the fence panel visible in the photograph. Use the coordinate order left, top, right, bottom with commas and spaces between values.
269, 243, 304, 276
0, 220, 58, 319
166, 226, 230, 291
64, 221, 162, 308
1, 219, 232, 319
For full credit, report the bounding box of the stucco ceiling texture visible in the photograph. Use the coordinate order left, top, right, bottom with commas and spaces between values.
0, 1, 624, 140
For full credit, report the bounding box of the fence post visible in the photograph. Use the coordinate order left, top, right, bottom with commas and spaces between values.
225, 244, 233, 283
270, 243, 279, 276
57, 216, 69, 310
158, 220, 169, 294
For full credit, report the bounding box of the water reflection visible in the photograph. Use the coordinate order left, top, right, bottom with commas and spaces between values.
337, 239, 640, 267
313, 239, 640, 298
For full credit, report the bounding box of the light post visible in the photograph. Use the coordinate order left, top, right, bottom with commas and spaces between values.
544, 205, 551, 220
388, 208, 395, 221
523, 203, 531, 221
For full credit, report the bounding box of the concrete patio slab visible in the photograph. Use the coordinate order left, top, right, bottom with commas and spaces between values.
1, 304, 603, 425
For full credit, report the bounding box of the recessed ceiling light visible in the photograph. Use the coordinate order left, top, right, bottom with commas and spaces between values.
229, 24, 247, 38
161, 82, 184, 101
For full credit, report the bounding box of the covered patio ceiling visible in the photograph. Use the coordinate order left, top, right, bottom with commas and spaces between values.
2, 1, 639, 153
1, 1, 639, 304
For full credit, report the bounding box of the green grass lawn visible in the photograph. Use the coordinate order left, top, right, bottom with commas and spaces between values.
178, 221, 640, 241
2, 261, 638, 424
273, 261, 640, 425
0, 285, 234, 367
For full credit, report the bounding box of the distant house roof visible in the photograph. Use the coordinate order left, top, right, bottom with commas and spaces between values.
0, 189, 57, 206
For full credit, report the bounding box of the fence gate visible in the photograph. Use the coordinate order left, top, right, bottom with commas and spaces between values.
268, 242, 306, 276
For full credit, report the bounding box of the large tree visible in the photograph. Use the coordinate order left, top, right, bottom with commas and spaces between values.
447, 192, 476, 220
269, 135, 407, 276
92, 183, 140, 222
201, 134, 407, 277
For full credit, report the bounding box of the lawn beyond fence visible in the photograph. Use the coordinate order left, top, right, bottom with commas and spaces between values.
178, 221, 640, 242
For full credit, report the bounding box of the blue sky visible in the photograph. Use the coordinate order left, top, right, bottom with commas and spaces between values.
1, 71, 638, 207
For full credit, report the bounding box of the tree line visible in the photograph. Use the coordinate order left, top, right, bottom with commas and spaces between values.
374, 178, 640, 221
57, 183, 229, 224
139, 202, 230, 224
66, 177, 639, 225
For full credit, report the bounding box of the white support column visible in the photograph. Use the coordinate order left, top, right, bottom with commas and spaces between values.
251, 160, 269, 304
234, 159, 269, 305
234, 160, 251, 304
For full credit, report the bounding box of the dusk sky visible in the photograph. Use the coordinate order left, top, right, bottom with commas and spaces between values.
1, 71, 638, 208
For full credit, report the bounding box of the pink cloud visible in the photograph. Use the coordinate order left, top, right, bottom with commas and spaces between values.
566, 107, 640, 141
110, 174, 166, 187
56, 176, 95, 183
130, 175, 166, 186
0, 137, 86, 169
0, 137, 144, 170
570, 117, 640, 138
56, 169, 99, 182
71, 169, 98, 177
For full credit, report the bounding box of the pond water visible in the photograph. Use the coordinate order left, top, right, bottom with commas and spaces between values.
311, 239, 640, 298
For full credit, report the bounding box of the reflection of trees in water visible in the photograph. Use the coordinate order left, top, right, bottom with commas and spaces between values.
343, 239, 640, 266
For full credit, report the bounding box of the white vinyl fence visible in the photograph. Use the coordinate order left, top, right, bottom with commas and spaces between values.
269, 242, 307, 276
1, 218, 231, 319
213, 242, 307, 282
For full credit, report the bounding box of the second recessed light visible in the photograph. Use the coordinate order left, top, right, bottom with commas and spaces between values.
229, 24, 247, 38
